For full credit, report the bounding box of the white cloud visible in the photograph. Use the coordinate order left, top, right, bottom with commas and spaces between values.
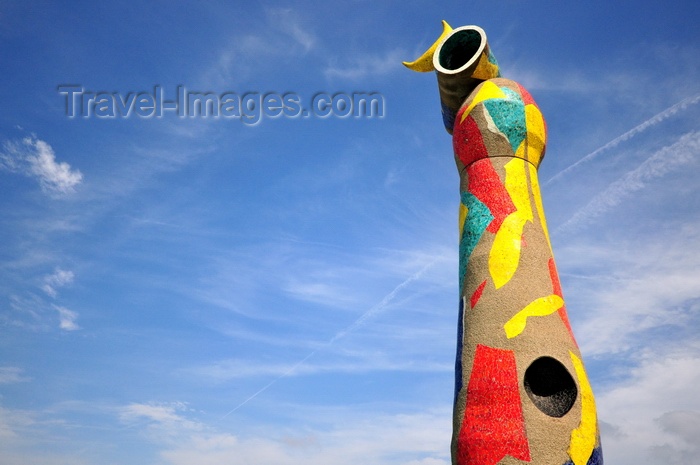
0, 404, 35, 440
119, 402, 204, 445
121, 403, 184, 424
656, 410, 700, 448
403, 460, 450, 465
560, 223, 700, 356
596, 347, 700, 465
283, 279, 356, 307
0, 402, 95, 465
1, 137, 82, 195
146, 406, 451, 465
41, 268, 75, 297
120, 402, 198, 427
0, 367, 29, 385
53, 305, 80, 331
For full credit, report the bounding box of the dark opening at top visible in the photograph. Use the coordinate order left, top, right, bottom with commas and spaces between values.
438, 29, 483, 71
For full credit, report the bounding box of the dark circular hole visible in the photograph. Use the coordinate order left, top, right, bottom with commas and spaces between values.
438, 29, 483, 71
524, 356, 577, 418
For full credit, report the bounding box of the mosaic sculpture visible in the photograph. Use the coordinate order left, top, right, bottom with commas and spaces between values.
404, 23, 603, 465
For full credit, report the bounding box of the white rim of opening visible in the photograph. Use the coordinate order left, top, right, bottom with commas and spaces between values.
433, 25, 487, 75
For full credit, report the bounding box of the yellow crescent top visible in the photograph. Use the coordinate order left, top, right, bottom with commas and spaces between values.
402, 20, 452, 72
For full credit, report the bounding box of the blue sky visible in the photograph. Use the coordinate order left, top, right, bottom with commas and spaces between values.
1, 1, 699, 464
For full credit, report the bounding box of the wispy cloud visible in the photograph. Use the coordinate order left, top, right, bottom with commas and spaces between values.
201, 7, 317, 88
117, 403, 451, 465
54, 305, 80, 331
0, 367, 30, 385
0, 400, 109, 465
120, 402, 199, 428
41, 268, 74, 297
117, 402, 446, 465
0, 269, 80, 331
266, 8, 316, 53
0, 136, 83, 195
0, 404, 35, 440
283, 280, 352, 305
3, 294, 48, 330
189, 350, 451, 383
324, 49, 406, 81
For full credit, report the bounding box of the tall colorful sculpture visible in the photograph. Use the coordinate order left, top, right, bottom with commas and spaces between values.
404, 23, 603, 465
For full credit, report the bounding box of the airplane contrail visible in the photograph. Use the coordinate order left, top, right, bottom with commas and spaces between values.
328, 256, 442, 345
222, 351, 317, 418
221, 256, 444, 418
554, 130, 700, 236
545, 93, 700, 186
